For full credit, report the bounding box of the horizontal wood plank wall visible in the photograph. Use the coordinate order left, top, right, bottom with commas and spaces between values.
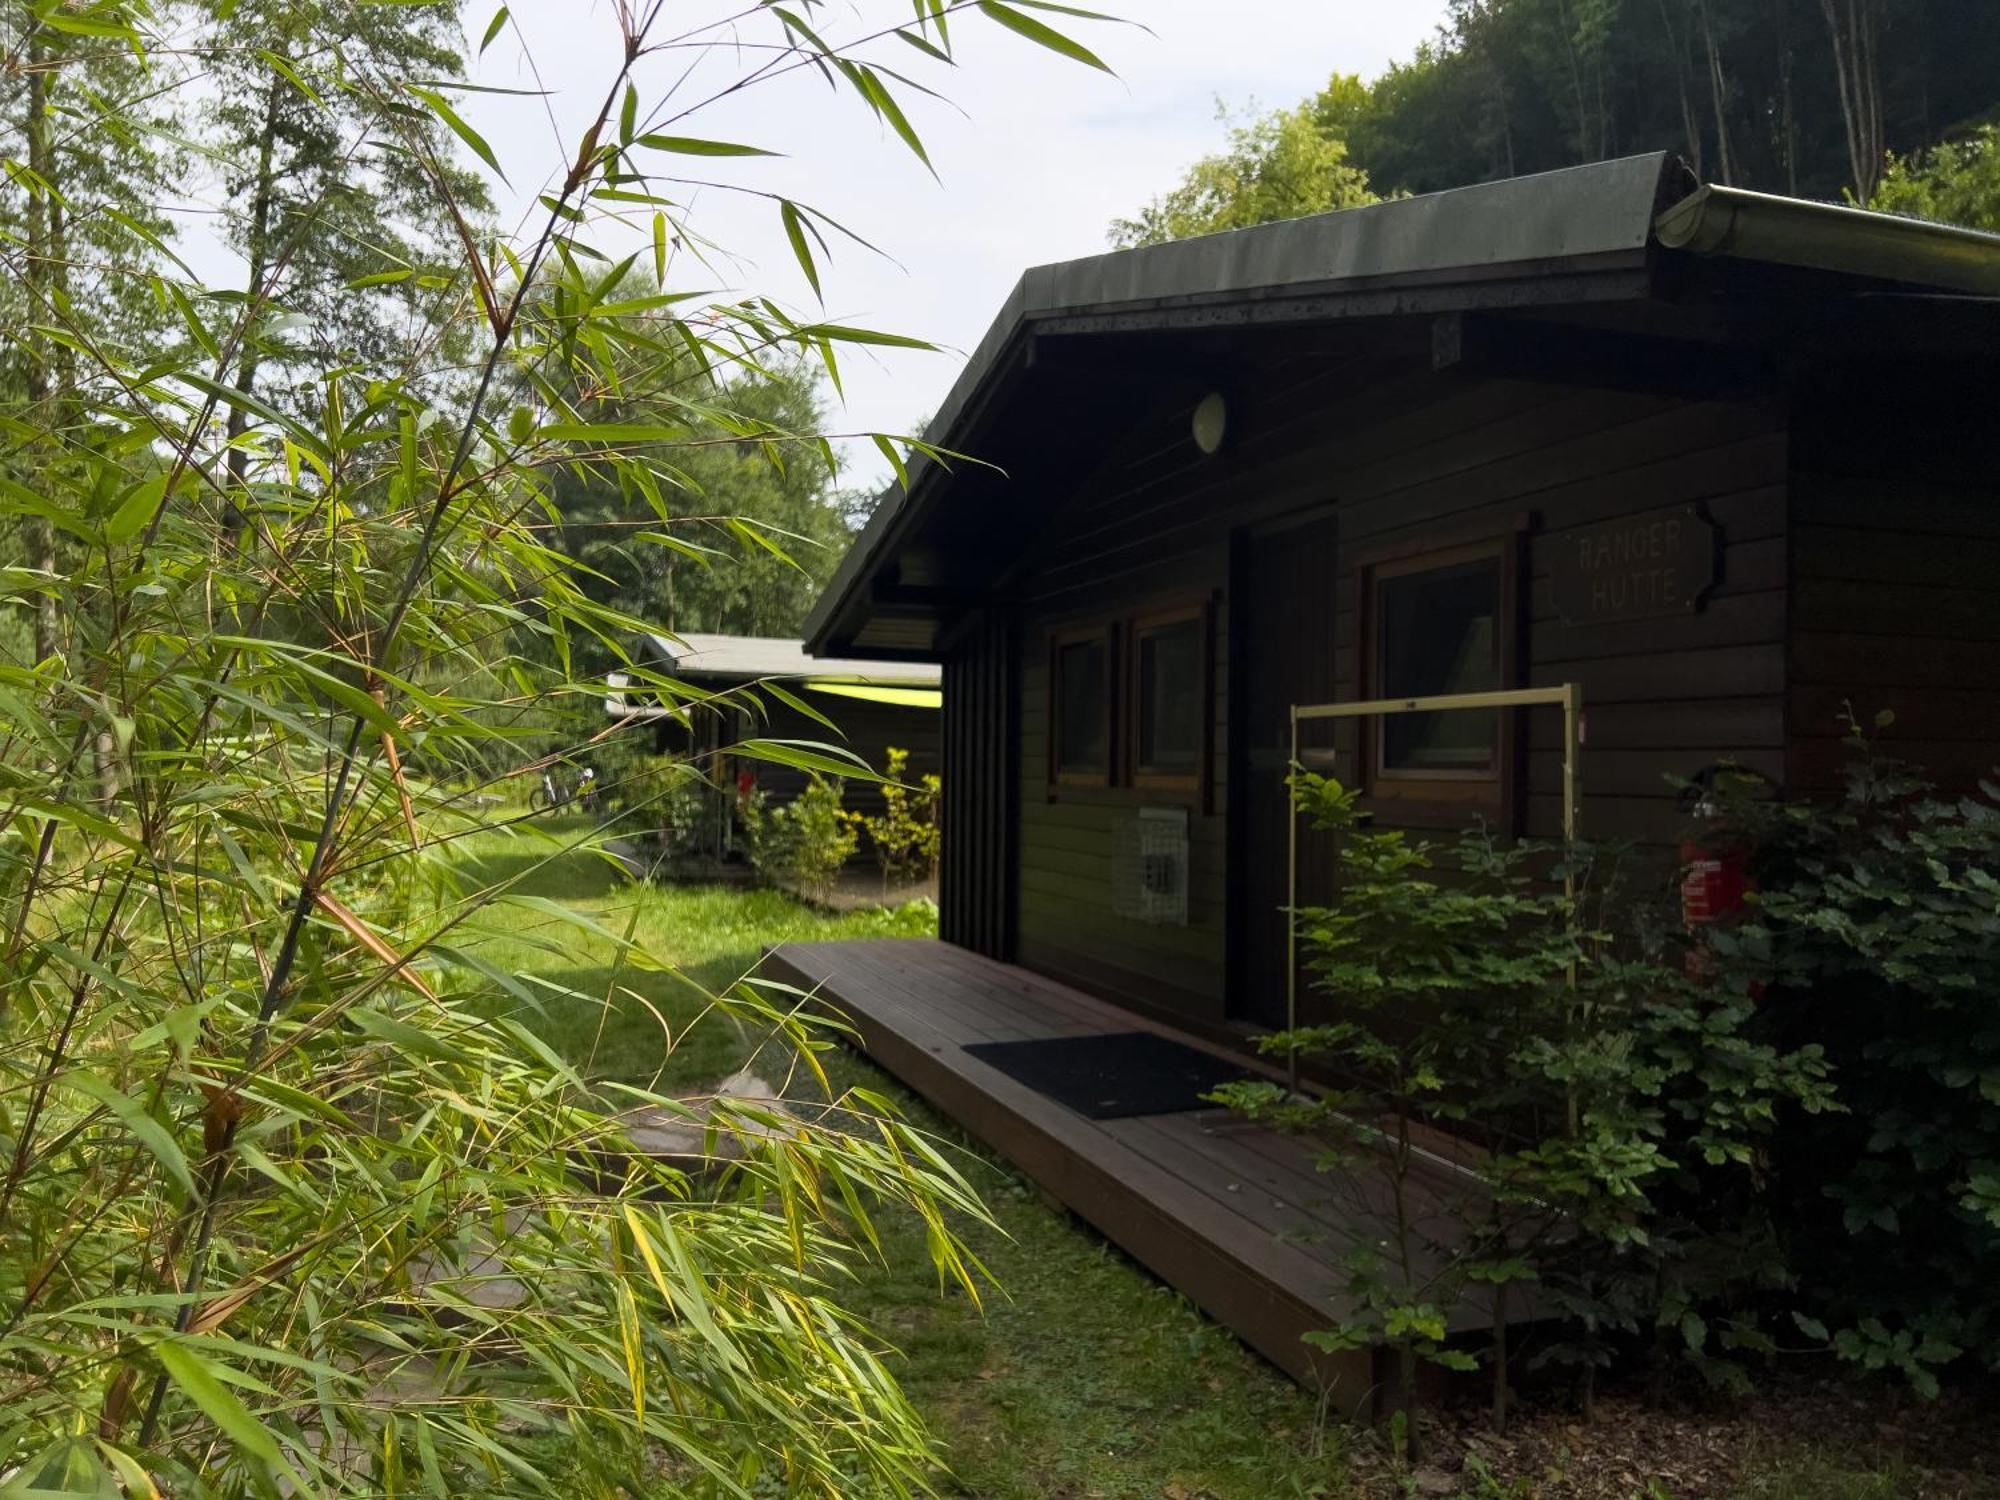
941, 610, 1016, 957
1006, 344, 1791, 1025
1787, 370, 2000, 795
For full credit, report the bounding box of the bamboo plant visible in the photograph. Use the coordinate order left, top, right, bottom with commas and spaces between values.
0, 0, 1115, 1493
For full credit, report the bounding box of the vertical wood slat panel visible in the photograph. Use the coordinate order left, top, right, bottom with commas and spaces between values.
942, 609, 1016, 957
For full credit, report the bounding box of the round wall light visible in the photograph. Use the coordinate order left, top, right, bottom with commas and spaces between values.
1191, 391, 1228, 456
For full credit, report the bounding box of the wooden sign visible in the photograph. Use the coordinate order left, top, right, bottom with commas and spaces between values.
1551, 505, 1716, 625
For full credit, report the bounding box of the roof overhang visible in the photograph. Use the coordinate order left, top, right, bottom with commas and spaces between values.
633, 631, 939, 686
806, 152, 1688, 658
605, 631, 940, 723
806, 154, 2000, 661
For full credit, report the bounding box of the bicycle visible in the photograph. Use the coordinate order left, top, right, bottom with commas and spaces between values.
529, 765, 598, 816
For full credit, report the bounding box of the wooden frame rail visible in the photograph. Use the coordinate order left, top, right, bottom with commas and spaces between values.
1285, 684, 1585, 1093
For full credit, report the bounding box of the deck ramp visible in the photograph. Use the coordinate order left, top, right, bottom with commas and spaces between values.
761, 938, 1489, 1401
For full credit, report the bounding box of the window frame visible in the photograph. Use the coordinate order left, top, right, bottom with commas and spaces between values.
1125, 599, 1212, 797
1357, 534, 1521, 819
1048, 622, 1117, 788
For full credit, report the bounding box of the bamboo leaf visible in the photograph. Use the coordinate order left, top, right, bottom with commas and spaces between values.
976, 0, 1112, 71
104, 474, 167, 545
62, 1074, 194, 1200
791, 321, 934, 351
779, 201, 821, 301
312, 890, 439, 1002
733, 738, 884, 781
758, 680, 842, 735
259, 49, 323, 104
151, 1341, 295, 1480
479, 5, 509, 53
405, 85, 508, 183
635, 134, 778, 158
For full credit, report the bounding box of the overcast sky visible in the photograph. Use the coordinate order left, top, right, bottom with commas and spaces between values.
453, 3, 1450, 487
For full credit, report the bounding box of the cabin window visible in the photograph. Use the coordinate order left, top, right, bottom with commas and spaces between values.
1051, 630, 1112, 783
1046, 597, 1214, 798
1367, 543, 1512, 795
1131, 606, 1206, 791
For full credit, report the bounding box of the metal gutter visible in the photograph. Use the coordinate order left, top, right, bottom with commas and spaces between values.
1655, 184, 2000, 295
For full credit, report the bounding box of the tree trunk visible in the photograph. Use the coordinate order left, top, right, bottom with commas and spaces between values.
1819, 0, 1885, 203
1697, 0, 1737, 184
226, 75, 285, 500
23, 36, 59, 665
1775, 0, 1800, 195
1657, 0, 1706, 179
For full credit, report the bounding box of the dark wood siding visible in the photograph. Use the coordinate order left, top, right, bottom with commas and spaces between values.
1231, 511, 1343, 1030
1002, 345, 1791, 1027
941, 610, 1017, 957
739, 696, 939, 822
1787, 369, 2000, 796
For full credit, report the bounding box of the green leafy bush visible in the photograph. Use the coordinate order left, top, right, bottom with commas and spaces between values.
1705, 727, 2000, 1393
846, 746, 941, 886
1218, 771, 1832, 1452
742, 775, 859, 898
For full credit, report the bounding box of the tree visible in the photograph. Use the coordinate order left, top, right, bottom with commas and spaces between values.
555, 356, 851, 638
1870, 123, 2000, 227
1, 3, 179, 663
1136, 0, 2000, 211
1818, 0, 1888, 204
1110, 100, 1379, 248
189, 0, 494, 485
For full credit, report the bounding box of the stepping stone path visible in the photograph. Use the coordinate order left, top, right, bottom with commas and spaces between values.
407, 1071, 798, 1312
616, 1068, 799, 1173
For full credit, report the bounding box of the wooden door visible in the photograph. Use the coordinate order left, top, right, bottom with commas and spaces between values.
1228, 511, 1342, 1030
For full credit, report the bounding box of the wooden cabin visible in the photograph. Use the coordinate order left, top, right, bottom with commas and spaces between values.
606, 631, 940, 862
765, 154, 2000, 1396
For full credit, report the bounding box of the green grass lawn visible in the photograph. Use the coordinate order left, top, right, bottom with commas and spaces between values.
440, 818, 1355, 1498
445, 819, 934, 1090
440, 821, 1947, 1500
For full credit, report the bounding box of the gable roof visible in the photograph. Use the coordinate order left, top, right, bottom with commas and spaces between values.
805, 152, 2000, 659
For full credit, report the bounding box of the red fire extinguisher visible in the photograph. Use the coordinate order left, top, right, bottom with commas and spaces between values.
1676, 764, 1766, 973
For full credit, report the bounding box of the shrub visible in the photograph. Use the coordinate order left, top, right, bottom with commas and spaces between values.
846, 746, 941, 886
742, 775, 859, 898
1217, 771, 1832, 1451
1705, 723, 2000, 1393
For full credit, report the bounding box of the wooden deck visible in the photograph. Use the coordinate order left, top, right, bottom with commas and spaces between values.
760, 937, 1487, 1407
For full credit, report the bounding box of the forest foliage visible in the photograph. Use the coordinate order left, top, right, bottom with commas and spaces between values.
1117, 0, 2000, 246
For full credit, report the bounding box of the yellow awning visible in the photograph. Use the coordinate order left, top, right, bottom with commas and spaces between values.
803, 680, 942, 709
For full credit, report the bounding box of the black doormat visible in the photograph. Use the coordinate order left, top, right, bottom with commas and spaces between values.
962, 1031, 1247, 1120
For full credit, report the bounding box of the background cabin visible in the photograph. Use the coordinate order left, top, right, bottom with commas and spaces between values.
606, 631, 941, 864
802, 151, 2000, 1043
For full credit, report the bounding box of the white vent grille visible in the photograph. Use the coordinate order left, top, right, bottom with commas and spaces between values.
1112, 807, 1189, 925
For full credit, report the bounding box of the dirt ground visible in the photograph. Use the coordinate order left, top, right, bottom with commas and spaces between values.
1346, 1376, 2000, 1498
